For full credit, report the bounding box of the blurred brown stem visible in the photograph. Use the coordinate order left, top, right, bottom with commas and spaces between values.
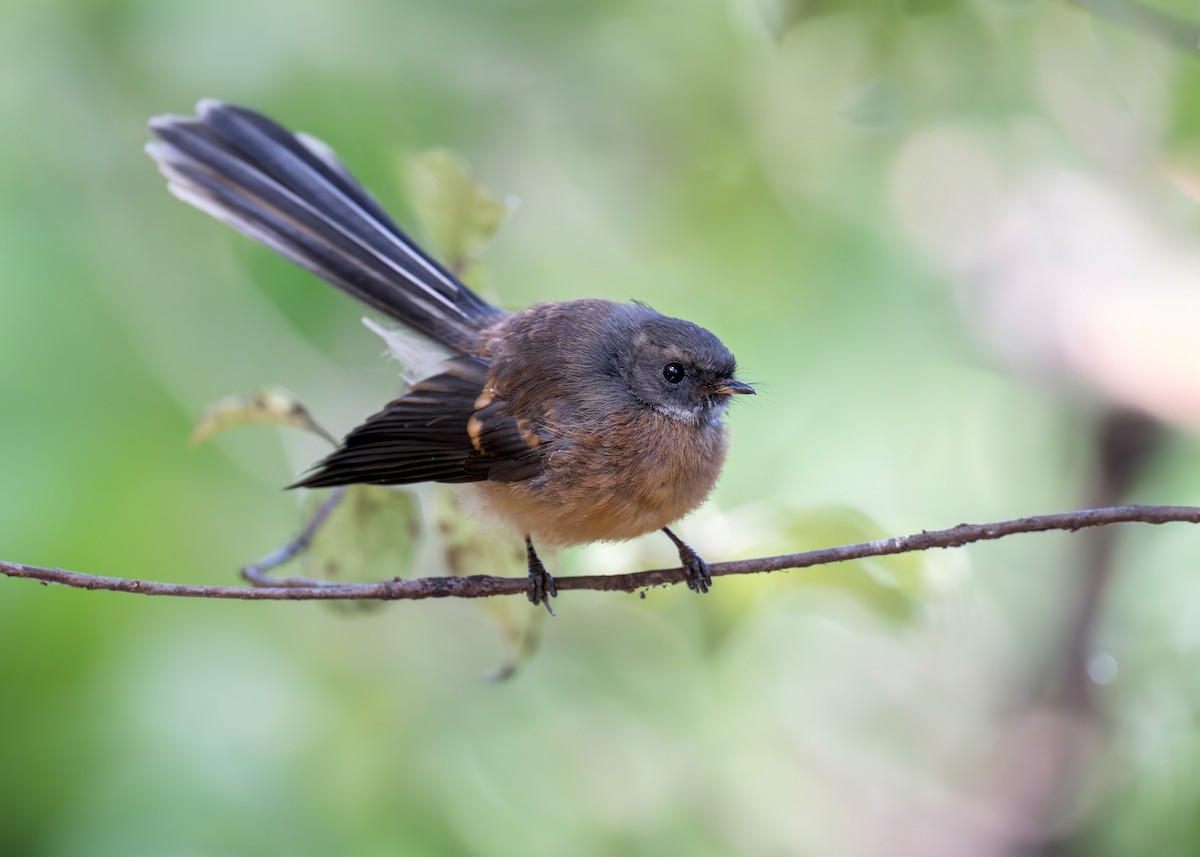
1057, 410, 1162, 713
1068, 0, 1200, 52
1016, 411, 1163, 857
2, 504, 1199, 602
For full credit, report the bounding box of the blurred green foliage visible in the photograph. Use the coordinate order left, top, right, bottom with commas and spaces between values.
5, 0, 1200, 854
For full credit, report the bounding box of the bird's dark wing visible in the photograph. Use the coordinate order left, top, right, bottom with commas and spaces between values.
292, 356, 546, 488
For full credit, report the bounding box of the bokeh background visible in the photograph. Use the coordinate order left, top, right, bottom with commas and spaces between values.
5, 0, 1200, 854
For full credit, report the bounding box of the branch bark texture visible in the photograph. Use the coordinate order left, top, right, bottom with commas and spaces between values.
3, 505, 1198, 603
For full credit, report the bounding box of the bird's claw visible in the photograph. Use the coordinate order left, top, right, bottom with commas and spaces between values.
525, 536, 557, 615
679, 545, 712, 594
527, 567, 557, 615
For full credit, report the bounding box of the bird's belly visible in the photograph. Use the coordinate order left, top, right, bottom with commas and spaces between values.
472, 416, 729, 546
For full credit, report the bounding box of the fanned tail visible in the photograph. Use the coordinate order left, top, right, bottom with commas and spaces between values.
146, 99, 501, 351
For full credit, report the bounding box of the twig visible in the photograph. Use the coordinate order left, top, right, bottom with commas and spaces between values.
3, 504, 1199, 603
241, 485, 349, 587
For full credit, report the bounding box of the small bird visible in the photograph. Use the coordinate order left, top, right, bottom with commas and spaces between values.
146, 100, 754, 609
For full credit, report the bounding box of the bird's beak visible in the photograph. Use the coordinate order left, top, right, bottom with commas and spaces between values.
713, 378, 755, 396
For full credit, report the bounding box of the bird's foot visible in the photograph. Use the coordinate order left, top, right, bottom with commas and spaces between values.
663, 527, 712, 594
525, 536, 557, 615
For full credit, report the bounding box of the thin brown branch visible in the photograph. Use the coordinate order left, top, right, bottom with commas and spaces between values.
3, 504, 1199, 602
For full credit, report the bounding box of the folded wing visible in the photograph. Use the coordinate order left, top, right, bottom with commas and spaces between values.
293, 356, 545, 488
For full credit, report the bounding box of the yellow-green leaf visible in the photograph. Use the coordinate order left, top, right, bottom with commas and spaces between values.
302, 485, 421, 582
768, 506, 924, 620
430, 485, 543, 677
406, 149, 509, 280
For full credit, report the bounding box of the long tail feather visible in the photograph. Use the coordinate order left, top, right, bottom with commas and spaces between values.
146, 100, 502, 350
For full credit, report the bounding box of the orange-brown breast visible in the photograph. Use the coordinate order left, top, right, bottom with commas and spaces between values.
471, 408, 729, 546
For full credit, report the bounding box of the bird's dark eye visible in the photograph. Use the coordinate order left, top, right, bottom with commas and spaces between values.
662, 362, 685, 384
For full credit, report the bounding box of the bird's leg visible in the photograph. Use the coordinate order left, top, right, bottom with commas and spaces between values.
525, 535, 557, 615
662, 527, 712, 594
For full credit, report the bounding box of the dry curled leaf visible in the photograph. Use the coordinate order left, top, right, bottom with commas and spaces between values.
191, 388, 337, 446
